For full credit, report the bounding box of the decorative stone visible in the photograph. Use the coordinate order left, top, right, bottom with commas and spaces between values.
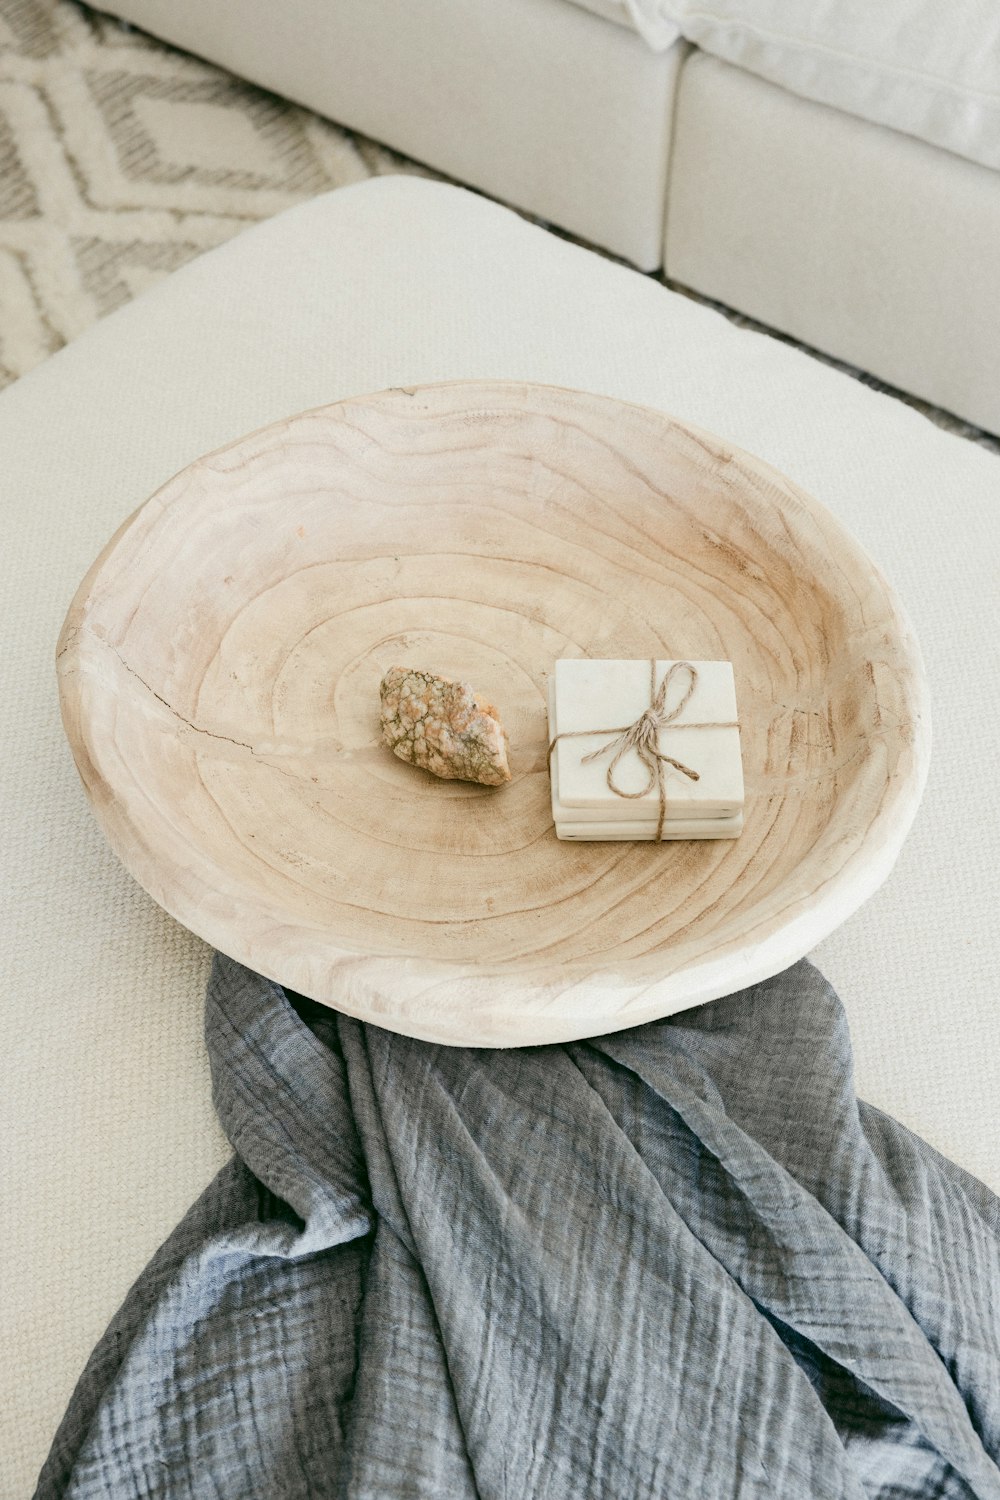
380, 666, 512, 786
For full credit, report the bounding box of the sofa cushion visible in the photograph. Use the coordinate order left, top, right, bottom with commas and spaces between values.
3, 176, 999, 1495
615, 0, 1000, 170
569, 0, 680, 48
667, 54, 1000, 434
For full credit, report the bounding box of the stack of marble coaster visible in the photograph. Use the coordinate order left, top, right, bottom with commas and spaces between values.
548, 658, 744, 841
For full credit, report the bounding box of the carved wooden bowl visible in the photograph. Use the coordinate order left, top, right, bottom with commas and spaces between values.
57, 381, 929, 1045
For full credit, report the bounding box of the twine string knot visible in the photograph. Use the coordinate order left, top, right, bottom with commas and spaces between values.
583, 660, 701, 804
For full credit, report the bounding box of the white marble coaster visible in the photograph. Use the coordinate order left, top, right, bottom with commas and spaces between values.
555, 813, 745, 841
548, 666, 743, 822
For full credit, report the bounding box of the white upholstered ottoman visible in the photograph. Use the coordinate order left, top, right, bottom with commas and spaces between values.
2, 177, 998, 1496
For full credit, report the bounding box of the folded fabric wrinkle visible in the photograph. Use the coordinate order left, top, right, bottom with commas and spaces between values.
34, 955, 1000, 1500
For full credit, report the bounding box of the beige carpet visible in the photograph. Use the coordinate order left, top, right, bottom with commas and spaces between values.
0, 0, 996, 456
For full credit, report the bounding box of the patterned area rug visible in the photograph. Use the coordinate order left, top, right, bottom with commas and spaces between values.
0, 0, 996, 454
0, 0, 432, 387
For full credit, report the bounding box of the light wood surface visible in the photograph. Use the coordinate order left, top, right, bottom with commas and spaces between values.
56, 381, 929, 1045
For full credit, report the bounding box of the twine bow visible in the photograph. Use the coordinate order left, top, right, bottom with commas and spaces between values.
548, 660, 739, 841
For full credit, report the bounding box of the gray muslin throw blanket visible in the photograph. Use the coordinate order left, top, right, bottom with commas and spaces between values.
34, 955, 1000, 1500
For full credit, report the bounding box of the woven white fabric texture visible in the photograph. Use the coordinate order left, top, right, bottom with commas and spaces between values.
2, 176, 998, 1496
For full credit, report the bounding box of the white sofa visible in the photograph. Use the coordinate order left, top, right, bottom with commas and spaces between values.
91, 0, 1000, 435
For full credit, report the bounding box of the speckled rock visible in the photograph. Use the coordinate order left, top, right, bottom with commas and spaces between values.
379, 666, 512, 786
